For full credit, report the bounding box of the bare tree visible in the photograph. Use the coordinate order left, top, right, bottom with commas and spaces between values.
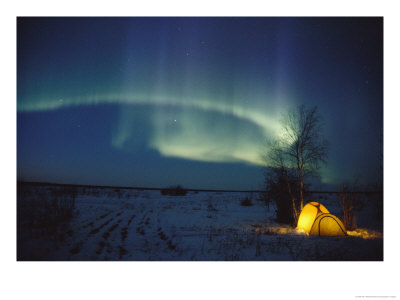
266, 105, 328, 223
339, 183, 361, 231
266, 140, 299, 223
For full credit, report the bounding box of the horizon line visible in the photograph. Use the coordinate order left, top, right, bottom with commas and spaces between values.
16, 180, 382, 194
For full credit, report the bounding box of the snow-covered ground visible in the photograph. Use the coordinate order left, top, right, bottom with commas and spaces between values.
17, 184, 383, 261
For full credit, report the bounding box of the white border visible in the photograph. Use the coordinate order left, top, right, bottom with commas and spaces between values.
2, 1, 399, 299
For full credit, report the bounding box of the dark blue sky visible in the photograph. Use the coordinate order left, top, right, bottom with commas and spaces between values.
17, 17, 383, 190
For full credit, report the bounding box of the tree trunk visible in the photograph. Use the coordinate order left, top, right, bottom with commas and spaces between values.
299, 171, 304, 211
287, 181, 298, 225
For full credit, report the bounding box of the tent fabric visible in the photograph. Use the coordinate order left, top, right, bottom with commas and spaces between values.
297, 202, 330, 234
297, 202, 347, 236
309, 213, 347, 236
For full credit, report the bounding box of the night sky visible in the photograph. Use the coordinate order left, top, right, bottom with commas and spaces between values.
17, 17, 383, 190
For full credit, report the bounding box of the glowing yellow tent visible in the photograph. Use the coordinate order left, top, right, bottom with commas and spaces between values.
297, 202, 346, 236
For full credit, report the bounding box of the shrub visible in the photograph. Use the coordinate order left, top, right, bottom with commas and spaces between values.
338, 184, 361, 231
160, 185, 187, 196
265, 168, 301, 226
18, 186, 77, 228
207, 197, 217, 211
240, 197, 253, 207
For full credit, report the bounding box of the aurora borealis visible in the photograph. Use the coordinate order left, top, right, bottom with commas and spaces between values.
17, 17, 383, 190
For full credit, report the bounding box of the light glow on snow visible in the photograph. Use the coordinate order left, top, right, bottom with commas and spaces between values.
346, 229, 383, 239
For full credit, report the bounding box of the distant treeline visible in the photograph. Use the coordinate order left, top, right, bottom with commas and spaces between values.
16, 181, 383, 195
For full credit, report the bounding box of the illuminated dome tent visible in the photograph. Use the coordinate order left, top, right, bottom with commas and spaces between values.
297, 202, 347, 236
